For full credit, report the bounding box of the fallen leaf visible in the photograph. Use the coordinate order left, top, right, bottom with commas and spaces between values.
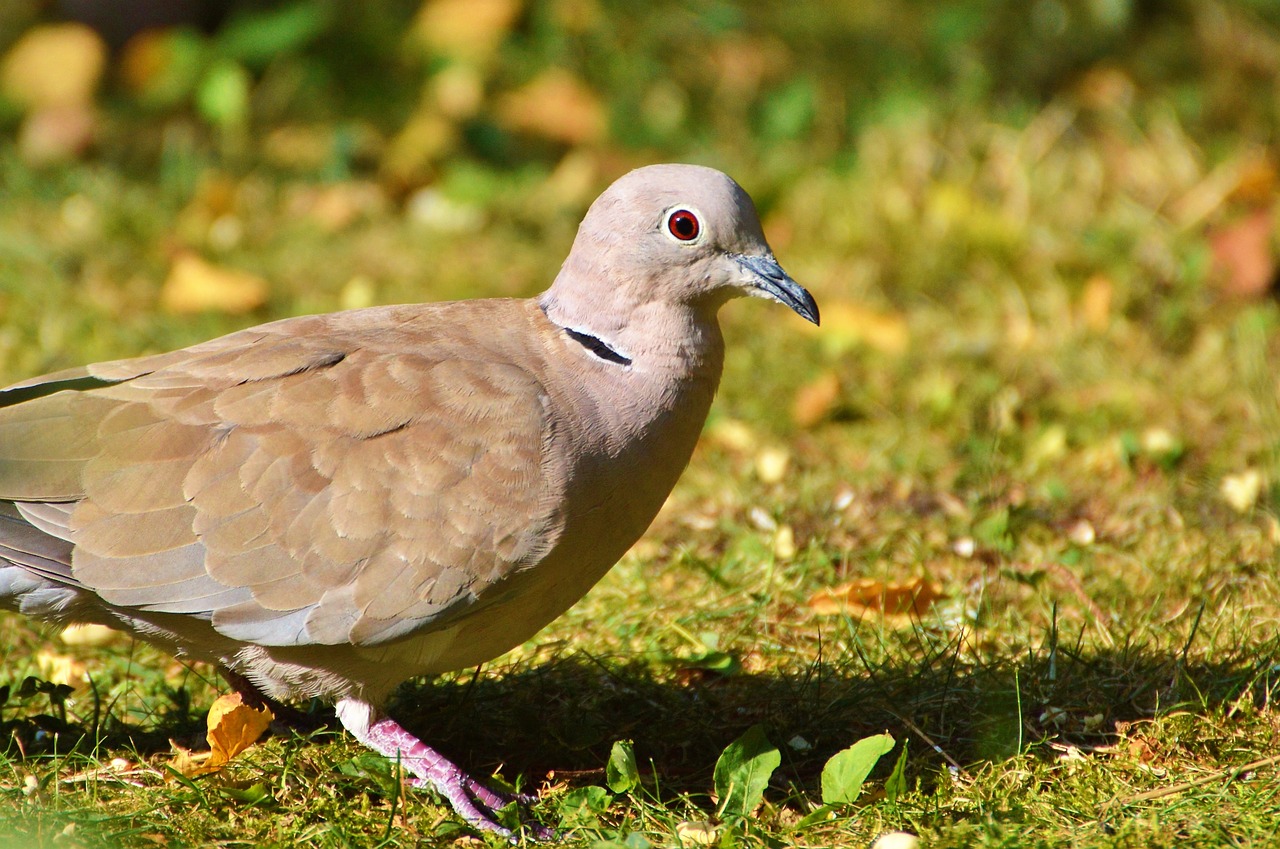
413, 0, 522, 62
1079, 274, 1113, 331
807, 576, 943, 625
497, 69, 606, 145
0, 24, 107, 110
1210, 208, 1276, 299
773, 525, 796, 560
675, 820, 721, 846
160, 253, 269, 315
35, 648, 87, 690
1230, 154, 1277, 207
206, 693, 273, 765
792, 371, 841, 427
706, 418, 757, 453
59, 623, 121, 648
1221, 469, 1263, 514
172, 692, 273, 778
754, 447, 790, 484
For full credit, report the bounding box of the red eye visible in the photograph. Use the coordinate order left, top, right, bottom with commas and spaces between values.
667, 209, 700, 241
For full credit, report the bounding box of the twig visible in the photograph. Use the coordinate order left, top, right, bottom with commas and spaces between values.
889, 711, 968, 779
1109, 754, 1280, 808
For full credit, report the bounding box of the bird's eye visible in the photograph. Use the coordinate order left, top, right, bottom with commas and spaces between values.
666, 209, 700, 242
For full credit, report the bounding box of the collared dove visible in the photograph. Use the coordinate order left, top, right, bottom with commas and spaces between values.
0, 163, 817, 838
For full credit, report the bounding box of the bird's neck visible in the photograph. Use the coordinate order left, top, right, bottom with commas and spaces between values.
538, 275, 725, 379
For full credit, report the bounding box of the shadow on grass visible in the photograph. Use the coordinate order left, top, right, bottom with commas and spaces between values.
385, 633, 1279, 801
3, 631, 1277, 805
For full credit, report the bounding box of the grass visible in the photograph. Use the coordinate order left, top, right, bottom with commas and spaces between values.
2, 1, 1280, 846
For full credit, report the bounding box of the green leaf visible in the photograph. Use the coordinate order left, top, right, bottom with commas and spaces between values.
337, 753, 398, 797
713, 725, 781, 819
606, 739, 639, 794
557, 785, 611, 828
216, 1, 331, 66
794, 804, 838, 829
884, 739, 909, 803
821, 733, 895, 806
219, 781, 273, 805
196, 60, 251, 130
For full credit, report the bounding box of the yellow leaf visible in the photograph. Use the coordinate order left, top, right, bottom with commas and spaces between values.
675, 820, 721, 846
35, 648, 87, 690
706, 418, 757, 453
160, 253, 268, 315
1221, 469, 1264, 514
172, 693, 273, 778
754, 447, 790, 484
1079, 274, 1113, 331
206, 693, 273, 765
807, 576, 943, 625
497, 70, 606, 145
413, 0, 522, 62
0, 24, 106, 110
169, 741, 215, 779
58, 623, 121, 648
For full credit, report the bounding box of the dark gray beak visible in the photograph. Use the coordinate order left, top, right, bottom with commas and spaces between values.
733, 253, 820, 325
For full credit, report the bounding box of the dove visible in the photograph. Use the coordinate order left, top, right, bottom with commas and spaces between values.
0, 163, 818, 838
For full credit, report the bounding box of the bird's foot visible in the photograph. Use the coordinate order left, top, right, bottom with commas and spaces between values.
337, 699, 555, 841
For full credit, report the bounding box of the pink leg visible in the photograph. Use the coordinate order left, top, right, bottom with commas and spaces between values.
336, 698, 554, 841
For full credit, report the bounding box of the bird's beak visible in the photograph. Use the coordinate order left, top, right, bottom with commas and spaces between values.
732, 253, 820, 325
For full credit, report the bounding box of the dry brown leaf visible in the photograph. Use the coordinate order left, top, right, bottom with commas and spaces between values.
497, 70, 606, 145
160, 253, 269, 315
791, 371, 840, 427
0, 24, 106, 110
1210, 208, 1276, 299
1230, 154, 1277, 207
413, 0, 522, 62
206, 693, 273, 765
118, 29, 172, 94
172, 693, 273, 778
1079, 274, 1113, 331
807, 576, 943, 625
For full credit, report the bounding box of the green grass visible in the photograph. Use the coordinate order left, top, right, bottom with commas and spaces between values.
3, 1, 1280, 846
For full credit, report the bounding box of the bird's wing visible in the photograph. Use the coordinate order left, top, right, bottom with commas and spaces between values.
0, 304, 562, 647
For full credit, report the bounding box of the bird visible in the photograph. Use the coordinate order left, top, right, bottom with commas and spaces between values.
0, 163, 818, 838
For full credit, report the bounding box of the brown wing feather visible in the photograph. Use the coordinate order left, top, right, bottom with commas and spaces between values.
0, 302, 560, 648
